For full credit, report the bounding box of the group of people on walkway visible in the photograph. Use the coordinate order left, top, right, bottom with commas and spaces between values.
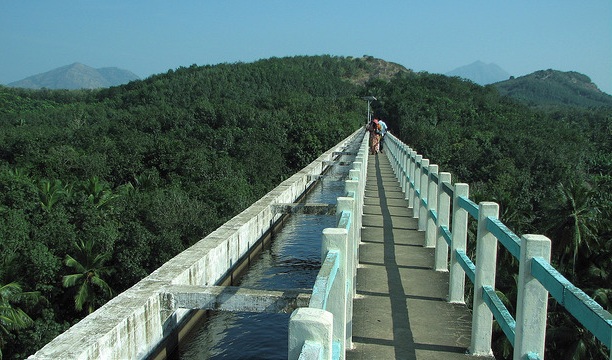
366, 117, 387, 155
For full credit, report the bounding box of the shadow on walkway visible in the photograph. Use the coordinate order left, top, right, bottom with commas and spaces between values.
347, 154, 489, 360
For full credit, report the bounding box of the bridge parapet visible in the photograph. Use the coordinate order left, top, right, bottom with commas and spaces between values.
289, 130, 369, 360
28, 129, 365, 360
384, 133, 612, 360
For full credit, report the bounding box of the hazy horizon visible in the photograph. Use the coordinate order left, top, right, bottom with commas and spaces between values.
1, 1, 610, 94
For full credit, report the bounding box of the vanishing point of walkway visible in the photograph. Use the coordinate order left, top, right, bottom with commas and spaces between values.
347, 153, 488, 360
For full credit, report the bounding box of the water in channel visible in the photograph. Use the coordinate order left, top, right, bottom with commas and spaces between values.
178, 150, 357, 360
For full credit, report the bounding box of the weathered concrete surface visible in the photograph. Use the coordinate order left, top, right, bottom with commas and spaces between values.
347, 154, 493, 360
162, 285, 311, 313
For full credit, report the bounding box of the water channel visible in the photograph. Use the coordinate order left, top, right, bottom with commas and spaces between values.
176, 148, 358, 359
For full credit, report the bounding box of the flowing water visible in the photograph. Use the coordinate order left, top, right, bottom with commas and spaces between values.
178, 152, 356, 359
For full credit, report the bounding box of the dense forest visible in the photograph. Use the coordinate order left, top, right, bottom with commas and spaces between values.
1, 55, 610, 359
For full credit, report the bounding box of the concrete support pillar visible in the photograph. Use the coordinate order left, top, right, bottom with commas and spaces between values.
514, 234, 551, 360
449, 183, 469, 303
322, 228, 349, 358
435, 172, 451, 271
470, 202, 499, 357
288, 308, 334, 360
425, 164, 438, 248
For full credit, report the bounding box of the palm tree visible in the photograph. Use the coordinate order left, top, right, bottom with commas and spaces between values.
545, 180, 599, 277
0, 282, 36, 360
63, 239, 113, 314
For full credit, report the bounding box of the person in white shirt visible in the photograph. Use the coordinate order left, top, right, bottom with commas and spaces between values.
378, 119, 388, 153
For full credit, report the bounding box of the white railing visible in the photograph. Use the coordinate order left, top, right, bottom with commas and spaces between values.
288, 130, 369, 360
384, 133, 612, 360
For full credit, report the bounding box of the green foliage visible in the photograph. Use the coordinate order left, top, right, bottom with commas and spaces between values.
0, 55, 366, 358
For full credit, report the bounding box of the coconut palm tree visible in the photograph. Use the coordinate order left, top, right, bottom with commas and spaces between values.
0, 282, 36, 360
62, 239, 113, 314
545, 180, 599, 277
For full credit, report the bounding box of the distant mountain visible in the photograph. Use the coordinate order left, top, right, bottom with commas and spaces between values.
493, 69, 612, 108
446, 61, 510, 85
8, 63, 140, 90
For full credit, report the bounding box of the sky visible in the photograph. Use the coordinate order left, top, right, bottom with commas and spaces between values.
1, 1, 611, 94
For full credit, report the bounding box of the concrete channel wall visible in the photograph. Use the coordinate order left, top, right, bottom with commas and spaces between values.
28, 129, 365, 360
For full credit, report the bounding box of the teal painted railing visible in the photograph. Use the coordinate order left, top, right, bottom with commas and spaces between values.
288, 131, 369, 360
384, 133, 612, 360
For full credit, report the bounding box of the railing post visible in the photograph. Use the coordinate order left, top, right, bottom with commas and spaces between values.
435, 172, 451, 271
408, 151, 418, 208
397, 144, 404, 192
470, 202, 499, 357
449, 183, 469, 303
514, 234, 551, 360
425, 164, 438, 248
348, 168, 362, 299
401, 146, 411, 198
418, 159, 430, 232
413, 155, 424, 219
322, 228, 349, 358
336, 196, 356, 351
288, 308, 334, 360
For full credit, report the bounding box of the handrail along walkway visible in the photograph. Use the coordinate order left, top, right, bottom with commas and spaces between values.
384, 133, 612, 360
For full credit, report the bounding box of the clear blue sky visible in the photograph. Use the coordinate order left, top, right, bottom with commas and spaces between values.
1, 1, 611, 94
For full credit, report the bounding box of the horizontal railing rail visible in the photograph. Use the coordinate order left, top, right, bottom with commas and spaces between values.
289, 130, 369, 360
384, 132, 612, 360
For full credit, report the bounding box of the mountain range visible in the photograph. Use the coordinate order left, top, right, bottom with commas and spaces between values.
445, 61, 511, 85
8, 63, 139, 90
6, 59, 611, 109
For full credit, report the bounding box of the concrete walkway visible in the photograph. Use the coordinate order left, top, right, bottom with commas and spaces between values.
347, 153, 490, 360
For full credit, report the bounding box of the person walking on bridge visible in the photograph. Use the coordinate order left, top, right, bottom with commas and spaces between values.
366, 118, 382, 155
378, 118, 388, 153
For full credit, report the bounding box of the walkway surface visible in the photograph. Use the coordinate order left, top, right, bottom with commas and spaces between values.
347, 153, 489, 360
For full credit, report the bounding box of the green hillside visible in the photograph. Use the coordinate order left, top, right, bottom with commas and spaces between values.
0, 56, 610, 359
494, 69, 612, 108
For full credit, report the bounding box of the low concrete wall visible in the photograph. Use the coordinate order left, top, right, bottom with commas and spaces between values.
28, 129, 365, 360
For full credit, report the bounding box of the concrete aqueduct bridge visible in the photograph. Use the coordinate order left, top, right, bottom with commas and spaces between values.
28, 129, 368, 360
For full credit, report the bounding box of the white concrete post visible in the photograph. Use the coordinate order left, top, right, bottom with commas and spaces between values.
449, 183, 469, 303
425, 164, 439, 248
470, 202, 499, 357
288, 308, 334, 360
418, 159, 430, 231
407, 151, 417, 207
435, 172, 451, 271
514, 234, 551, 360
322, 228, 349, 358
397, 145, 405, 192
336, 196, 355, 350
402, 147, 410, 195
413, 155, 423, 218
389, 139, 398, 176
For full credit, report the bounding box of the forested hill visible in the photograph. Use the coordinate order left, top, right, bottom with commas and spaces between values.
494, 69, 612, 108
0, 55, 406, 358
1, 55, 611, 360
